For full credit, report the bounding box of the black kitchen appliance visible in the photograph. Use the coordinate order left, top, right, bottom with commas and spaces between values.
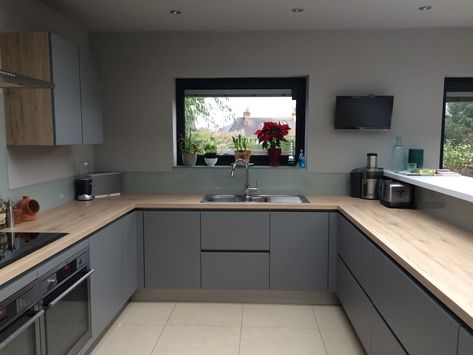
0, 232, 67, 270
379, 179, 415, 208
350, 168, 364, 197
75, 177, 93, 201
361, 153, 384, 200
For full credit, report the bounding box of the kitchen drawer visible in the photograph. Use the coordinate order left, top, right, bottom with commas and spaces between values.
371, 307, 407, 355
336, 257, 371, 353
201, 252, 269, 289
201, 211, 269, 251
338, 216, 373, 291
458, 327, 473, 355
370, 247, 458, 355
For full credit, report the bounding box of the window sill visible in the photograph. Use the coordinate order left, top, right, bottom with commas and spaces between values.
384, 170, 473, 203
174, 165, 305, 170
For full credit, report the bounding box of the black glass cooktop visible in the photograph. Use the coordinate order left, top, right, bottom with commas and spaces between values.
0, 232, 68, 269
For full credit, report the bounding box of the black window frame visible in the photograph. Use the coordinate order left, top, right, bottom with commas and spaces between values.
176, 77, 307, 166
440, 77, 473, 168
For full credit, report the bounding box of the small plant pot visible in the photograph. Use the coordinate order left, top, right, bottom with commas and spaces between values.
182, 152, 198, 166
204, 157, 218, 166
235, 150, 251, 163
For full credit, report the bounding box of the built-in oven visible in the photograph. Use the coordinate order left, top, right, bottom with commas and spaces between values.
40, 249, 94, 355
0, 281, 44, 355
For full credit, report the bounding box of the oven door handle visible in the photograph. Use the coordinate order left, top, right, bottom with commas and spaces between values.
0, 309, 45, 350
48, 269, 95, 307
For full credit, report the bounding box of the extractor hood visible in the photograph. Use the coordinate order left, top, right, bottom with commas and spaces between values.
0, 68, 54, 88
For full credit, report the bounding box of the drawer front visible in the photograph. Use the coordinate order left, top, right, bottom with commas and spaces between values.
201, 252, 269, 289
336, 257, 371, 353
201, 211, 270, 251
371, 308, 407, 355
370, 248, 458, 355
458, 327, 473, 355
338, 216, 373, 291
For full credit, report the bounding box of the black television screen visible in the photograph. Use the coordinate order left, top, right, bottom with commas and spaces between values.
334, 96, 394, 129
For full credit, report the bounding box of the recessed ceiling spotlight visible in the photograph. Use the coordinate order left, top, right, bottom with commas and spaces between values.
291, 8, 304, 13
169, 10, 182, 15
418, 5, 432, 11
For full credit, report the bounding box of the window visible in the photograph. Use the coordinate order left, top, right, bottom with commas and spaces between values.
441, 78, 473, 176
176, 77, 306, 166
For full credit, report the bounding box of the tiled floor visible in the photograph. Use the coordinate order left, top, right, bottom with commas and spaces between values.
91, 302, 365, 355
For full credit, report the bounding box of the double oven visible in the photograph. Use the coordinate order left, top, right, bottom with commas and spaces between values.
0, 248, 94, 355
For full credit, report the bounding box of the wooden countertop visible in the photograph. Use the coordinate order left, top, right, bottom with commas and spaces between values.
1, 194, 473, 329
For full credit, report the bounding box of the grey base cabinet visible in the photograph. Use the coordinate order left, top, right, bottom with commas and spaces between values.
144, 211, 200, 288
201, 252, 269, 289
122, 212, 139, 300
458, 328, 473, 355
371, 307, 406, 355
270, 212, 329, 291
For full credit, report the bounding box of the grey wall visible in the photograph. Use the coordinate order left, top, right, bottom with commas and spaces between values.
0, 0, 93, 210
92, 28, 473, 174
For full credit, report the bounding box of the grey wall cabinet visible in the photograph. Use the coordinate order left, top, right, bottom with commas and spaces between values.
50, 33, 83, 145
80, 50, 103, 144
89, 220, 124, 338
270, 212, 329, 291
121, 212, 139, 300
458, 328, 473, 355
201, 211, 269, 251
201, 252, 269, 289
144, 211, 200, 289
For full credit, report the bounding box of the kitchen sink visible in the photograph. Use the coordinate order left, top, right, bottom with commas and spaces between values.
201, 194, 309, 204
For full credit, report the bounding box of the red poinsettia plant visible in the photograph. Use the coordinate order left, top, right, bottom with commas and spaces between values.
255, 122, 291, 149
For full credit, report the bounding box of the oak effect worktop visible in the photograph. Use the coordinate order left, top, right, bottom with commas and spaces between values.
1, 194, 473, 329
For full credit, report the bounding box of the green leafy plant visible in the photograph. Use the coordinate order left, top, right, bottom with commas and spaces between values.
443, 139, 473, 174
178, 130, 201, 154
203, 139, 218, 158
232, 134, 250, 151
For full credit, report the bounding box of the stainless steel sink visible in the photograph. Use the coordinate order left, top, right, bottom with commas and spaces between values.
201, 194, 309, 204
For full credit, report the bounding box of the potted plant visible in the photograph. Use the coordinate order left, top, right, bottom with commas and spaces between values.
178, 131, 201, 166
232, 134, 251, 163
255, 122, 290, 166
203, 139, 218, 166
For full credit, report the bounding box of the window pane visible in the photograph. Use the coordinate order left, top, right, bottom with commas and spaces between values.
184, 96, 296, 155
443, 96, 473, 176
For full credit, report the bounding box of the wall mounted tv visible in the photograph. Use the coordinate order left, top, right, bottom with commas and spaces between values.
334, 95, 394, 129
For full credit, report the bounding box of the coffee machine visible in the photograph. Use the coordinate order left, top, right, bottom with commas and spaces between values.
361, 153, 383, 200
75, 161, 94, 201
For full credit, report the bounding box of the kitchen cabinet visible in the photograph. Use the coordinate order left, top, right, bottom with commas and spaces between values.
89, 219, 123, 338
0, 32, 103, 145
201, 252, 269, 289
458, 327, 473, 355
270, 212, 329, 291
121, 212, 139, 300
371, 307, 407, 355
144, 211, 200, 288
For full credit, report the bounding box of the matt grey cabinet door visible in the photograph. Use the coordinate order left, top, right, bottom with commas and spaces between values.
458, 327, 473, 355
80, 50, 103, 144
371, 308, 407, 355
144, 211, 200, 288
201, 252, 269, 289
338, 216, 373, 292
136, 211, 144, 289
89, 220, 123, 337
336, 257, 372, 353
50, 33, 82, 145
122, 212, 138, 301
270, 212, 329, 291
328, 213, 338, 291
370, 248, 458, 355
201, 211, 269, 251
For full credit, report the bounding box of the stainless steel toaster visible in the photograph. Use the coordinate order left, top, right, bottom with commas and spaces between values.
379, 179, 414, 208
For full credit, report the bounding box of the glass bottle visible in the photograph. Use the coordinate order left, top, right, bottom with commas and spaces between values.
391, 136, 405, 172
287, 142, 296, 166
298, 150, 305, 168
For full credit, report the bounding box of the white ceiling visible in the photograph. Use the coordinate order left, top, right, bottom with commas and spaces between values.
38, 0, 473, 32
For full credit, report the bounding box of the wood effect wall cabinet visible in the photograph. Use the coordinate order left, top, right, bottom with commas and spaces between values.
0, 32, 103, 145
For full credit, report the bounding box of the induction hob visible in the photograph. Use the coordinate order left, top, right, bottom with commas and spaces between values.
0, 232, 68, 269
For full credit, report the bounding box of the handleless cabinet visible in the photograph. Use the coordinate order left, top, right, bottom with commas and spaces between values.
121, 212, 140, 300
458, 328, 473, 355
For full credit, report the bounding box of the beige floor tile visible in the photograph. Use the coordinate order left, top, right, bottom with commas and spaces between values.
240, 327, 327, 355
91, 324, 163, 355
313, 306, 352, 330
117, 302, 175, 325
168, 302, 243, 326
152, 325, 240, 355
243, 304, 317, 328
320, 329, 366, 355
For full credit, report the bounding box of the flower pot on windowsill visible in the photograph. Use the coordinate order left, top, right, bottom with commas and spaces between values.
204, 152, 218, 167
182, 152, 198, 166
267, 148, 282, 166
235, 150, 251, 163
